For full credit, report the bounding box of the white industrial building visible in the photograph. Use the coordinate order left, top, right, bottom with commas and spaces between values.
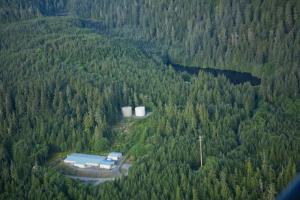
121, 106, 133, 117
64, 152, 123, 169
135, 106, 146, 117
107, 152, 123, 161
64, 153, 106, 168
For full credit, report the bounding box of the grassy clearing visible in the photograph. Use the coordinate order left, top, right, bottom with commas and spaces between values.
111, 114, 156, 161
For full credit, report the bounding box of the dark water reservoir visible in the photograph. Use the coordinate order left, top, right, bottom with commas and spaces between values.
167, 62, 261, 86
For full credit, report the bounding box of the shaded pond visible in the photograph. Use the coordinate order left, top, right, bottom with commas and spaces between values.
167, 62, 261, 86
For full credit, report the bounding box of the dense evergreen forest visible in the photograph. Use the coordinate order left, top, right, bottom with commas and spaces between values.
1, 0, 300, 70
0, 1, 299, 199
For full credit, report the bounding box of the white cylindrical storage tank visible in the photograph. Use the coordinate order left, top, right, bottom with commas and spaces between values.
121, 106, 132, 117
135, 106, 146, 117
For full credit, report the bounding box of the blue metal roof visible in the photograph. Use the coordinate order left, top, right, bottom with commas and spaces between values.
100, 160, 115, 165
65, 153, 106, 165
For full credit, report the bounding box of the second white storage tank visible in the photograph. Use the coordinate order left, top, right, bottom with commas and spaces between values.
135, 106, 146, 117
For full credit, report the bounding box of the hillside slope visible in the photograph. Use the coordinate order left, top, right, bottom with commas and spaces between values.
1, 0, 300, 73
0, 17, 299, 199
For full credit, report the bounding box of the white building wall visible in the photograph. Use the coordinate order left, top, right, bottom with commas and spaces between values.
74, 163, 87, 168
100, 164, 113, 169
64, 160, 75, 164
85, 163, 99, 167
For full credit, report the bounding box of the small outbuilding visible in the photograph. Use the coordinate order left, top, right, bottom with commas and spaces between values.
107, 152, 123, 161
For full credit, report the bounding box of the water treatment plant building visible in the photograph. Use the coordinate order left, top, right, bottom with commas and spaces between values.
64, 152, 122, 170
